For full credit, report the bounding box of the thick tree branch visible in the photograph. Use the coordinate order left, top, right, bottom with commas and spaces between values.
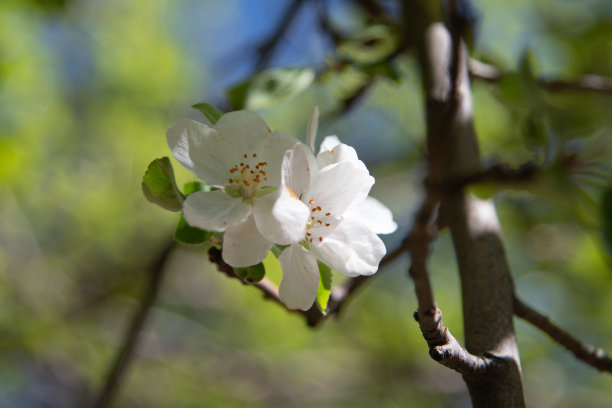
469, 58, 612, 94
407, 189, 499, 378
513, 295, 612, 373
94, 242, 175, 408
406, 0, 526, 404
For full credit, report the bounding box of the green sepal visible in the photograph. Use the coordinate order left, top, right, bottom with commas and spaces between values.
191, 102, 222, 124
142, 157, 184, 212
174, 214, 213, 245
234, 262, 266, 283
315, 261, 333, 313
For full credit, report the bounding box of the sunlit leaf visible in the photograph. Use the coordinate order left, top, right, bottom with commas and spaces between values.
142, 157, 183, 211
191, 102, 222, 124
338, 25, 397, 64
227, 68, 314, 110
183, 180, 209, 195
316, 261, 333, 313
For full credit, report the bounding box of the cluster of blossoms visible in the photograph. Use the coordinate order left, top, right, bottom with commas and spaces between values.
167, 108, 396, 310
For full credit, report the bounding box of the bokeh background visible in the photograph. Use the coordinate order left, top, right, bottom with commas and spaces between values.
1, 0, 612, 407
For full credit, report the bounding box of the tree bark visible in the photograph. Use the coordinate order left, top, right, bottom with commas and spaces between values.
416, 20, 526, 407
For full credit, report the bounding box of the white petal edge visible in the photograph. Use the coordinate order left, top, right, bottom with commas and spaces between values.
260, 130, 301, 187
344, 196, 398, 235
183, 190, 251, 232
253, 184, 310, 245
316, 141, 359, 169
311, 218, 386, 277
222, 214, 273, 267
167, 118, 234, 186
214, 111, 271, 157
302, 160, 374, 217
279, 244, 320, 311
318, 135, 341, 153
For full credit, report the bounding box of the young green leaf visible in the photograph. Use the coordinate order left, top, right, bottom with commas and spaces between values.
228, 68, 314, 110
316, 261, 333, 313
183, 180, 209, 195
234, 262, 266, 283
191, 102, 223, 124
175, 214, 213, 245
142, 157, 183, 211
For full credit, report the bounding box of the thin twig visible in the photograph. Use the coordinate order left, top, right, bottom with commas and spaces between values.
208, 240, 409, 328
469, 58, 612, 94
513, 295, 612, 373
94, 242, 175, 408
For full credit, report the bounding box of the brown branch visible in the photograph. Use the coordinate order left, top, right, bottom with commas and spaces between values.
406, 187, 498, 378
513, 295, 612, 373
94, 242, 175, 408
469, 58, 612, 94
208, 240, 409, 328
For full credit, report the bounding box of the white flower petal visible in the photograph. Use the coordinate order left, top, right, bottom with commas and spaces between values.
167, 119, 234, 185
311, 218, 385, 277
279, 244, 320, 311
318, 135, 341, 153
253, 184, 310, 245
222, 214, 273, 267
316, 141, 359, 169
281, 143, 312, 195
303, 160, 374, 217
183, 190, 251, 232
345, 196, 398, 235
260, 129, 301, 186
214, 111, 271, 156
306, 106, 319, 153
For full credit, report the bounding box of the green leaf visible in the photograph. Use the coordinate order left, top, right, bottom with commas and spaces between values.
316, 261, 333, 313
175, 214, 213, 245
142, 157, 183, 211
227, 68, 314, 110
183, 180, 209, 195
191, 102, 222, 124
601, 186, 612, 254
338, 25, 397, 64
234, 262, 266, 283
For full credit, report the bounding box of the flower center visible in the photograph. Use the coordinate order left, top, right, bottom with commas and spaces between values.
304, 197, 333, 243
226, 152, 269, 200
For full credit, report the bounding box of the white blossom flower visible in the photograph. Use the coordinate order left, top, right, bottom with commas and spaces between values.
265, 109, 397, 310
166, 111, 308, 267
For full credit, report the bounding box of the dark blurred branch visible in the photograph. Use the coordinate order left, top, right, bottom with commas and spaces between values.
94, 242, 175, 408
255, 0, 305, 71
513, 295, 612, 373
469, 58, 612, 94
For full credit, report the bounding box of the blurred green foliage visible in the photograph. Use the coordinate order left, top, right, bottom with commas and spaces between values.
1, 0, 611, 407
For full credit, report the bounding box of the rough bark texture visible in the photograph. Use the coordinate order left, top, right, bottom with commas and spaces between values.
418, 22, 526, 407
